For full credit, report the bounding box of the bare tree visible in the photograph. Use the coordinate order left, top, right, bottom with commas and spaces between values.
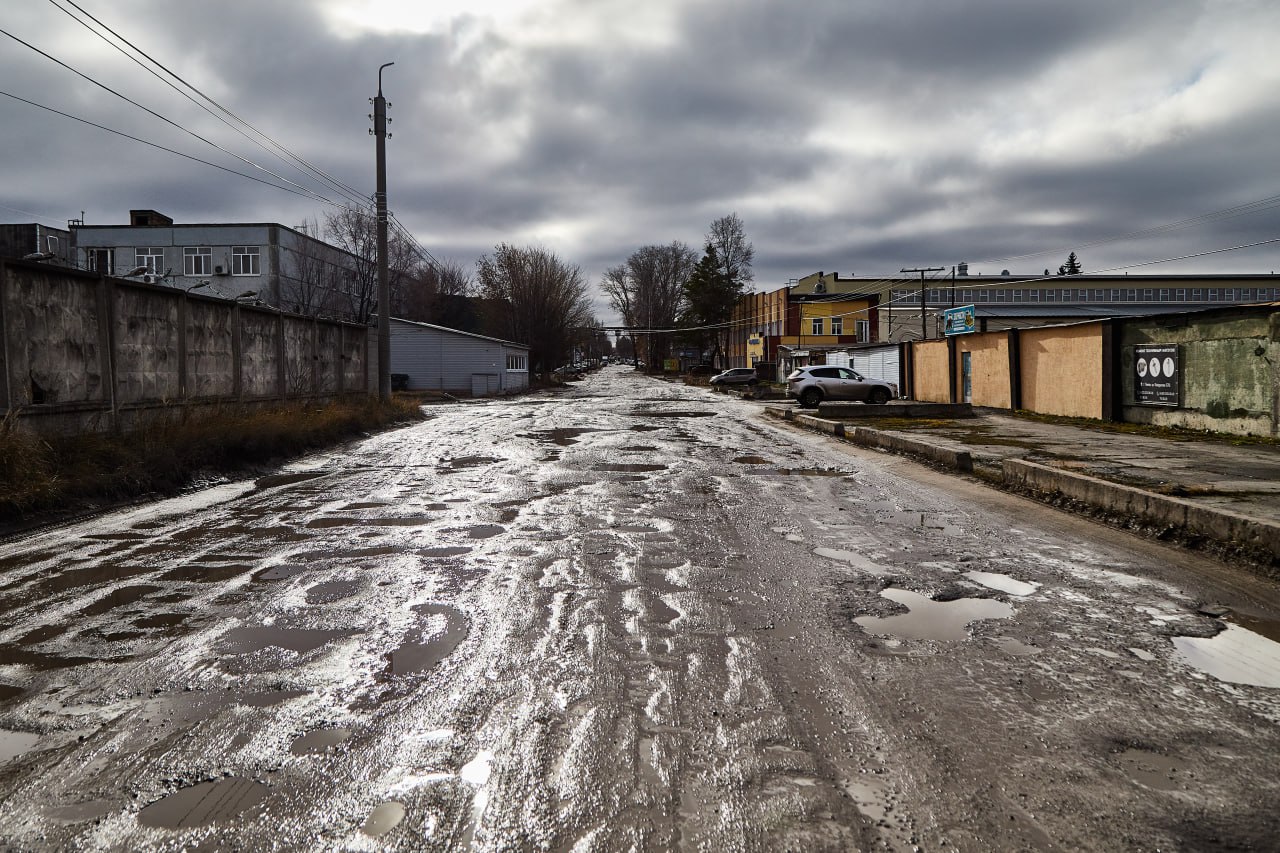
321, 207, 418, 323
603, 242, 697, 370
476, 244, 594, 373
706, 212, 754, 290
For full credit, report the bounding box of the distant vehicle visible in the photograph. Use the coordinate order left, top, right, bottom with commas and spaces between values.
709, 367, 758, 386
787, 366, 897, 408
689, 364, 717, 375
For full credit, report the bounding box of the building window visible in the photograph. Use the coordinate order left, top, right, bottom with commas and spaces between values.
810, 317, 824, 336
136, 247, 164, 273
46, 235, 59, 253
87, 248, 114, 273
830, 316, 843, 336
506, 354, 526, 370
855, 320, 870, 342
232, 246, 260, 276
184, 246, 211, 276
1192, 289, 1203, 300
1175, 289, 1185, 301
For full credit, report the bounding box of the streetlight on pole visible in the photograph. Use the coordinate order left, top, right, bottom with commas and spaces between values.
373, 62, 394, 401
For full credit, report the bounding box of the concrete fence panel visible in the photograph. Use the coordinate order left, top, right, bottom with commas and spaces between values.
185, 298, 235, 399
2, 265, 105, 408
114, 282, 181, 405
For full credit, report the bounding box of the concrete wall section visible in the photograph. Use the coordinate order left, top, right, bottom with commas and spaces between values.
185, 299, 235, 399
239, 309, 281, 398
954, 332, 1011, 409
2, 266, 106, 408
1019, 324, 1103, 419
1, 259, 372, 434
912, 340, 951, 403
1120, 310, 1277, 437
114, 283, 181, 404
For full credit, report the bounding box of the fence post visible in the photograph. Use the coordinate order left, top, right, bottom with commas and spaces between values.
1101, 319, 1120, 422
0, 261, 10, 412
276, 311, 286, 399
947, 336, 958, 404
98, 273, 119, 430
1007, 328, 1022, 412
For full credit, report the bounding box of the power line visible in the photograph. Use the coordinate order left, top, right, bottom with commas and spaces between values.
0, 89, 342, 203
0, 26, 345, 208
46, 0, 370, 207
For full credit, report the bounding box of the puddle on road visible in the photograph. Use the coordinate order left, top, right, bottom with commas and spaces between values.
17, 624, 68, 645
594, 463, 667, 473
466, 525, 505, 539
0, 684, 25, 703
44, 799, 117, 824
620, 444, 658, 452
0, 645, 98, 670
629, 425, 662, 433
1171, 622, 1280, 688
855, 588, 1014, 641
80, 584, 162, 616
306, 517, 362, 529
964, 571, 1039, 597
306, 580, 359, 604
133, 613, 190, 632
749, 468, 849, 478
254, 471, 327, 490
523, 428, 602, 446
1115, 748, 1189, 791
367, 517, 435, 527
385, 604, 469, 676
220, 626, 357, 655
733, 455, 770, 464
22, 563, 154, 597
420, 546, 473, 558
0, 729, 41, 764
362, 801, 406, 837
289, 727, 352, 755
137, 778, 269, 828
814, 547, 883, 574
253, 564, 312, 582
443, 455, 501, 470
160, 563, 255, 583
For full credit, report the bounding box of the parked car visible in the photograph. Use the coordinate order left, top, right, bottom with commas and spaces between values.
689, 363, 717, 375
709, 367, 758, 386
787, 366, 897, 407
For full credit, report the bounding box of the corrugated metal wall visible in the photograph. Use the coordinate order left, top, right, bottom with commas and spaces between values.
390, 320, 528, 396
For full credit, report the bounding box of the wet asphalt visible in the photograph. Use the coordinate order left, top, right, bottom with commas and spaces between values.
1, 366, 1279, 851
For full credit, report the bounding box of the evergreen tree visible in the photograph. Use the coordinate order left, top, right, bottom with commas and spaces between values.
1058, 251, 1083, 275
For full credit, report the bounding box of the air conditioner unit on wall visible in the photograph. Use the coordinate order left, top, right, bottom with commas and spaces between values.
214, 265, 228, 275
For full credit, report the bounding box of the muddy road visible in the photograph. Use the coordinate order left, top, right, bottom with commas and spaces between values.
2, 366, 1279, 851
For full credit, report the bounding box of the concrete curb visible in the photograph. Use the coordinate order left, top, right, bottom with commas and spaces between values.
764, 406, 1279, 566
770, 408, 974, 473
1002, 459, 1280, 562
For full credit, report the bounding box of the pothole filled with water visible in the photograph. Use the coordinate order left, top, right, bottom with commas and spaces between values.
855, 588, 1014, 641
385, 604, 469, 676
1171, 622, 1280, 688
137, 778, 268, 828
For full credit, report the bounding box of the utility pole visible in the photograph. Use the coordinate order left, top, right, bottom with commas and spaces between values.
901, 266, 944, 340
373, 62, 394, 401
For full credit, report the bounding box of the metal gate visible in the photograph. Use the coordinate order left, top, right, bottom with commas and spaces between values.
852, 346, 900, 386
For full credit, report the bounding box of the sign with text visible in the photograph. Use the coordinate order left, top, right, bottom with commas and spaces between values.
943, 305, 976, 336
1134, 344, 1180, 407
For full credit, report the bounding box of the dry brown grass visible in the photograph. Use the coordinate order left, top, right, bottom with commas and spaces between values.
0, 395, 423, 521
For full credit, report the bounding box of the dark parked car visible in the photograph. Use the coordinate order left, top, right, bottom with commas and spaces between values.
689, 364, 717, 375
787, 366, 897, 407
709, 367, 758, 386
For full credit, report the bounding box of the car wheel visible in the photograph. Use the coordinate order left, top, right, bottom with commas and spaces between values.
800, 388, 822, 408
868, 387, 890, 405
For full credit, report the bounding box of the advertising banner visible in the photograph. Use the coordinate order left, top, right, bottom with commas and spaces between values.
1134, 344, 1179, 407
943, 305, 976, 336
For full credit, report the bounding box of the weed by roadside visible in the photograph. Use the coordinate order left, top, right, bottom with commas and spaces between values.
0, 395, 423, 522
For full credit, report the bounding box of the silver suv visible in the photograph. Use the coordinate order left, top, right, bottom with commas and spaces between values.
709, 367, 758, 386
787, 366, 897, 408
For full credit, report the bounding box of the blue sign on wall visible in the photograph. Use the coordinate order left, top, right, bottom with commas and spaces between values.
943, 305, 976, 336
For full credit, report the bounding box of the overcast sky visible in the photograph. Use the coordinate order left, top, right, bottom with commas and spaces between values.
3, 0, 1279, 322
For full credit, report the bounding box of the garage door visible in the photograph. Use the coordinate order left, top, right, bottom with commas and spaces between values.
852, 347, 900, 386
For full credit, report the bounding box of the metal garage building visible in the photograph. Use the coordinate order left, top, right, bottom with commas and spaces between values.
388, 318, 530, 397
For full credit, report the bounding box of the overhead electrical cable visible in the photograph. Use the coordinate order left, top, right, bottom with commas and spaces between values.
47, 0, 370, 207
0, 90, 341, 203
0, 27, 344, 208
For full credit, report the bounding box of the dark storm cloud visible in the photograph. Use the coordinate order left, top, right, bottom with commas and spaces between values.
2, 0, 1278, 309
